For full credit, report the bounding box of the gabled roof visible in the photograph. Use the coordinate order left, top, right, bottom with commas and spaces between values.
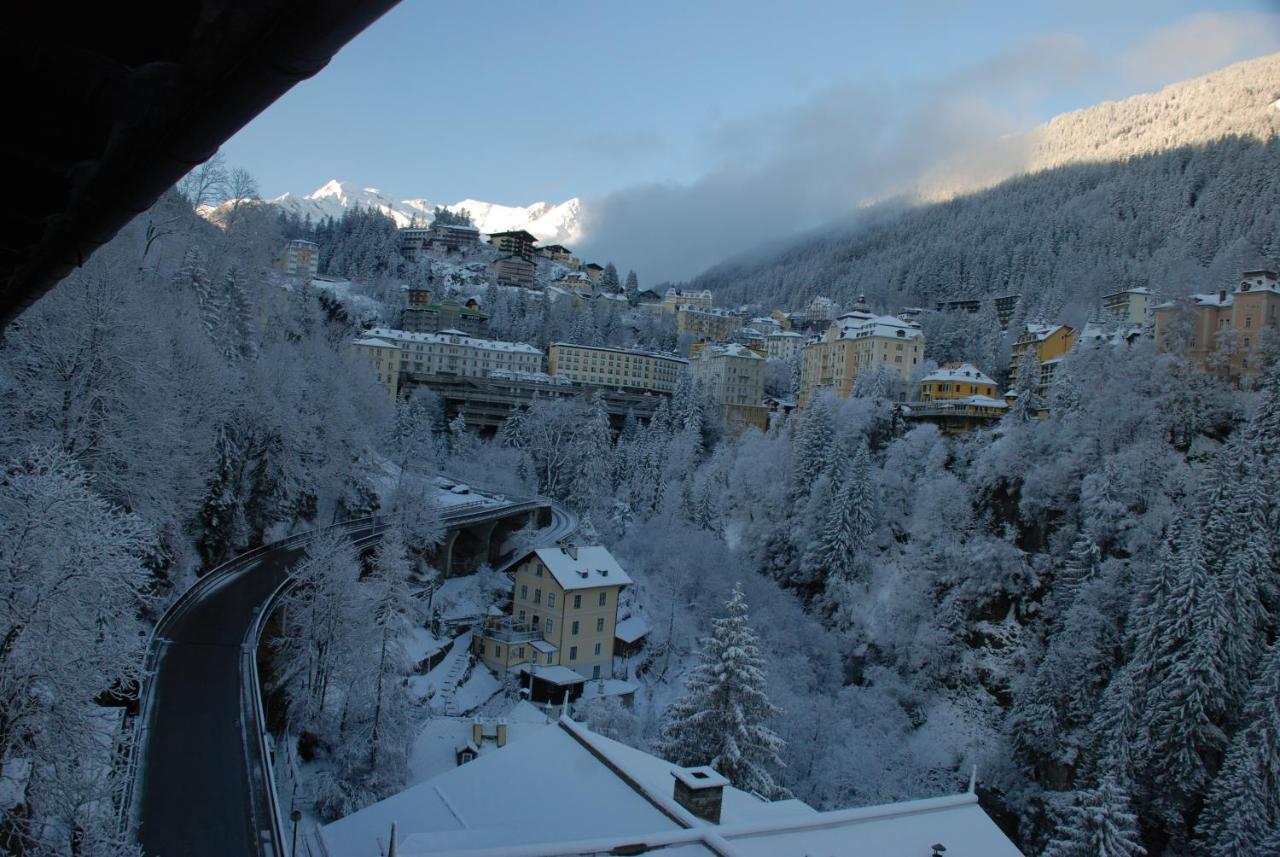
525, 545, 633, 590
922, 364, 995, 386
488, 229, 537, 241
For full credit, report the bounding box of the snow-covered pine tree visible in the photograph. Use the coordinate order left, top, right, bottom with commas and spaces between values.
1042, 772, 1146, 857
624, 269, 639, 305
656, 584, 785, 797
809, 441, 876, 627
1005, 349, 1042, 423
600, 262, 620, 294
791, 393, 835, 494
1195, 639, 1280, 856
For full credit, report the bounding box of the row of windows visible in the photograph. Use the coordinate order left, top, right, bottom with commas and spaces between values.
485, 641, 604, 662
518, 582, 609, 609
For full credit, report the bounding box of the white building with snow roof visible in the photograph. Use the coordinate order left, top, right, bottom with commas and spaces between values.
356, 327, 543, 381
315, 714, 1024, 857
798, 310, 925, 405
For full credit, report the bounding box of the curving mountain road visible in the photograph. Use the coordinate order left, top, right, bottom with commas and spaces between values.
131, 496, 572, 857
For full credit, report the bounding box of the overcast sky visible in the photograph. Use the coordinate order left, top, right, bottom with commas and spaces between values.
221, 1, 1280, 282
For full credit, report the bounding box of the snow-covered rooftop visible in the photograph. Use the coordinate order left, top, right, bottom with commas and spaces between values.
834, 312, 923, 341
922, 364, 995, 386
551, 342, 688, 363
700, 343, 764, 360
529, 545, 633, 591
362, 327, 542, 355
615, 615, 651, 644
1020, 323, 1071, 341
318, 717, 1024, 857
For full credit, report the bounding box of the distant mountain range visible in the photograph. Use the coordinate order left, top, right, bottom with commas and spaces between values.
241, 179, 584, 245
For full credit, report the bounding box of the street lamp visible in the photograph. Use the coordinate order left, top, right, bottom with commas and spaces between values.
290, 808, 302, 857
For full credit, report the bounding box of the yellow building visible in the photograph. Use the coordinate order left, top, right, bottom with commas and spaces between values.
919, 363, 997, 401
798, 311, 925, 405
1153, 269, 1280, 384
1010, 323, 1077, 395
547, 343, 688, 393
662, 288, 714, 314
350, 336, 401, 402
906, 363, 1005, 433
476, 545, 632, 683
676, 306, 742, 342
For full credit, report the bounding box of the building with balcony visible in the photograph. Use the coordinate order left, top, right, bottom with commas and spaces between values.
935, 293, 1021, 329
1153, 269, 1280, 384
356, 328, 542, 381
476, 545, 632, 688
276, 239, 319, 278
487, 229, 537, 259
548, 343, 688, 393
536, 243, 578, 268
400, 293, 489, 337
661, 287, 714, 314
765, 330, 806, 361
488, 254, 537, 289
798, 311, 925, 405
676, 306, 743, 342
1101, 287, 1152, 325
918, 363, 998, 401
584, 262, 605, 287
1010, 323, 1077, 396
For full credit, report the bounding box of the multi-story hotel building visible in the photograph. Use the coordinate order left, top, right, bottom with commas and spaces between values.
1153, 269, 1280, 383
1101, 287, 1152, 325
798, 311, 925, 405
350, 336, 401, 402
676, 306, 742, 342
355, 328, 542, 380
764, 330, 806, 361
919, 363, 998, 401
661, 288, 714, 314
1010, 323, 1077, 396
489, 254, 537, 289
476, 545, 632, 682
488, 229, 537, 259
276, 239, 319, 278
547, 343, 688, 393
691, 343, 768, 432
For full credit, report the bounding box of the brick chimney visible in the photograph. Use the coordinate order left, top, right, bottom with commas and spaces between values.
671, 766, 729, 824
496, 720, 508, 747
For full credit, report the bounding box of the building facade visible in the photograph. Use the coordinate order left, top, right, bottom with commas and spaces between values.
489, 254, 537, 289
277, 239, 319, 278
476, 545, 631, 682
1010, 323, 1077, 395
798, 311, 925, 405
676, 306, 742, 341
350, 336, 401, 402
919, 363, 998, 401
764, 330, 806, 361
691, 343, 768, 432
488, 229, 537, 259
1153, 270, 1280, 383
661, 288, 714, 314
429, 222, 481, 253
400, 293, 489, 337
536, 244, 579, 268
358, 328, 543, 379
548, 343, 688, 393
1101, 287, 1152, 325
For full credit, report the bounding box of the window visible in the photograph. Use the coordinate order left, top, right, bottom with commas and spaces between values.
535, 564, 543, 577
573, 593, 582, 609
516, 646, 525, 658
546, 653, 554, 664
594, 642, 602, 656
572, 621, 580, 635
518, 610, 526, 623
495, 645, 502, 658
545, 619, 553, 634
534, 588, 542, 605
598, 592, 607, 607
569, 646, 578, 660
592, 665, 601, 679
547, 592, 556, 608
596, 617, 605, 632
520, 584, 527, 600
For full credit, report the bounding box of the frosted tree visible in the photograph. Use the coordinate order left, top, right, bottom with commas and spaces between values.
1195, 640, 1280, 856
1005, 350, 1042, 423
624, 269, 640, 304
566, 390, 613, 512
600, 262, 620, 294
803, 441, 876, 626
657, 584, 785, 797
791, 393, 835, 493
1042, 772, 1146, 857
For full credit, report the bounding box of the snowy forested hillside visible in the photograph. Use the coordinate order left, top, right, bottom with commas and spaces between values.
694, 53, 1280, 318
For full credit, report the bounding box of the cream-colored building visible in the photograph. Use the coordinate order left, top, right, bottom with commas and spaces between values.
1153, 269, 1280, 384
1010, 323, 1077, 396
359, 328, 543, 379
277, 239, 319, 278
764, 330, 806, 361
676, 306, 742, 342
476, 545, 632, 682
691, 343, 768, 433
489, 254, 537, 289
1101, 287, 1152, 325
798, 311, 925, 405
661, 288, 713, 314
350, 336, 401, 402
548, 343, 688, 393
919, 363, 998, 401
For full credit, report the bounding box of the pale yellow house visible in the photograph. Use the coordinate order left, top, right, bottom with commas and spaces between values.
548, 343, 688, 393
919, 363, 998, 401
798, 311, 925, 405
1101, 287, 1152, 325
1153, 269, 1280, 384
907, 363, 1006, 434
350, 336, 401, 402
662, 288, 713, 314
476, 545, 632, 685
1010, 323, 1077, 396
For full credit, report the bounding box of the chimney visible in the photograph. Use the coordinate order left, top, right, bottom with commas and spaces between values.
671, 767, 728, 824
496, 720, 508, 747
1219, 288, 1227, 304
472, 720, 483, 746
